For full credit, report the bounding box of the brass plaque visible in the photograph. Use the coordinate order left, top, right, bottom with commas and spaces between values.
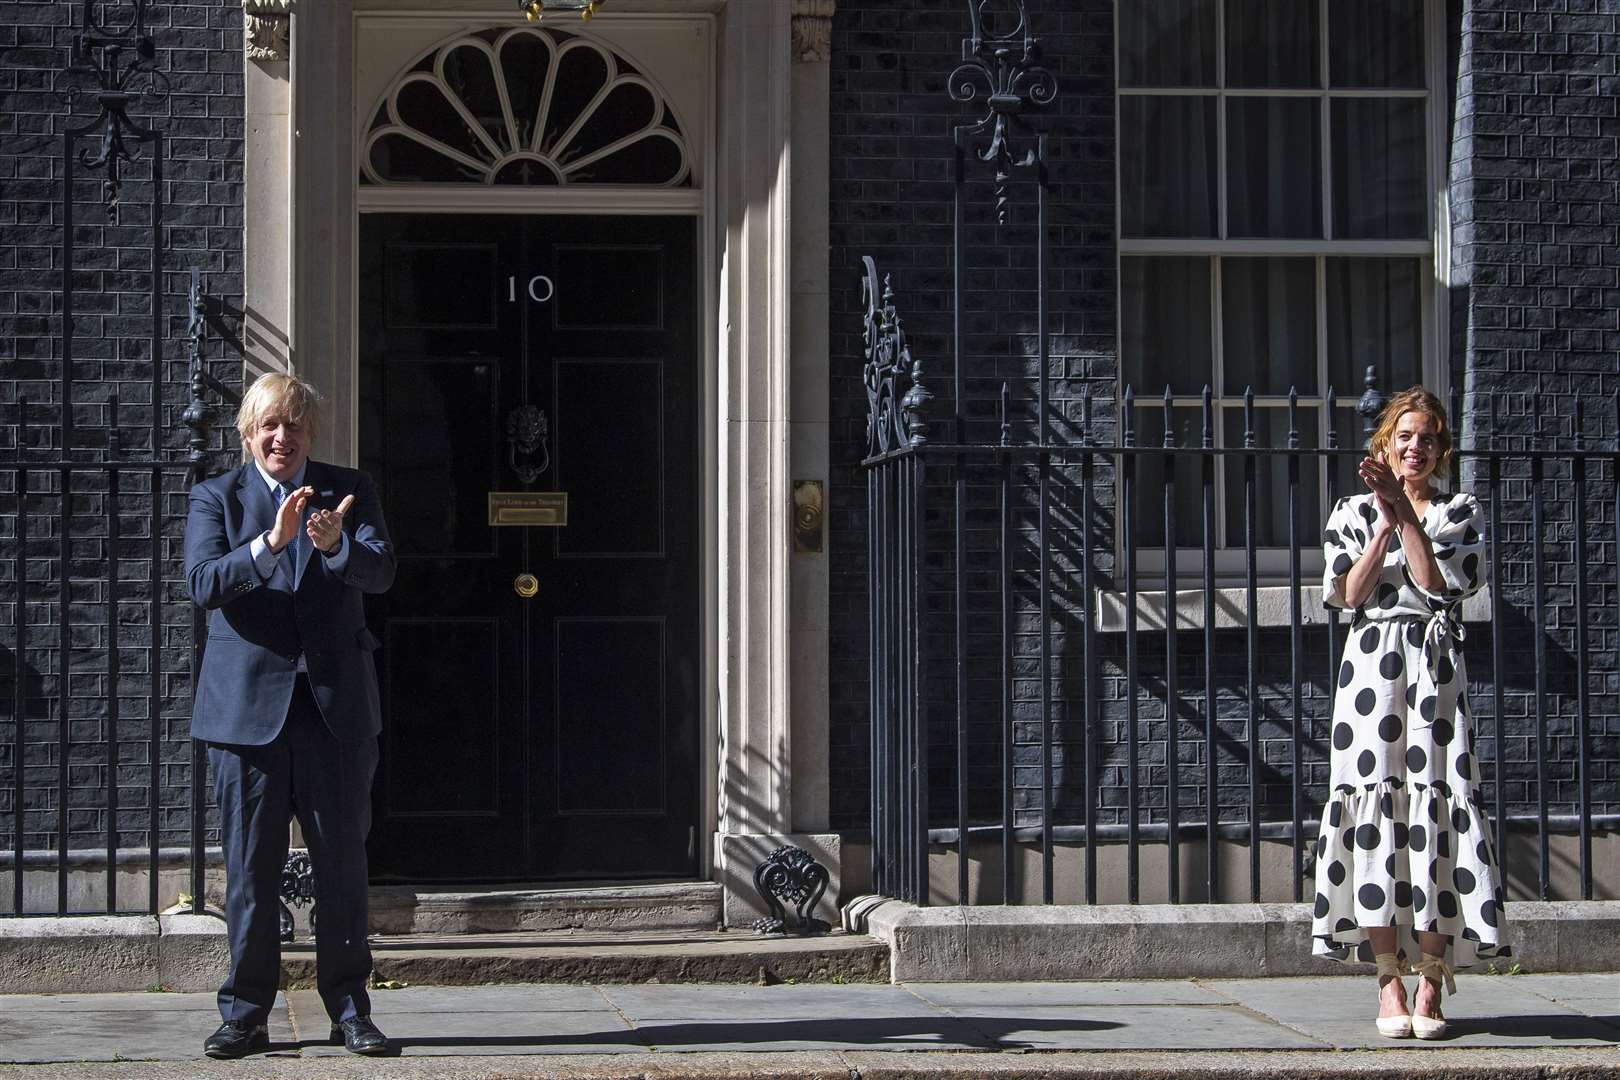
488, 491, 568, 527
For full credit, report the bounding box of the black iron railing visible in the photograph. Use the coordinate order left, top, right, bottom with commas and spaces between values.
1, 0, 230, 916
4, 268, 223, 918
862, 297, 1616, 905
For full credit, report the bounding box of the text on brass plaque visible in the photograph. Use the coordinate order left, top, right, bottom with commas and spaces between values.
488, 491, 568, 527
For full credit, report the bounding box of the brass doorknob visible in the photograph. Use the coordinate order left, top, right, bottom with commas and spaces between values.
514, 573, 539, 598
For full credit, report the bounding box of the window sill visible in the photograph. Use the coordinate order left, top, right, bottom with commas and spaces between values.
1092, 585, 1492, 633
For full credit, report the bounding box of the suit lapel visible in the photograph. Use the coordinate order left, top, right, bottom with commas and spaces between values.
235, 464, 275, 536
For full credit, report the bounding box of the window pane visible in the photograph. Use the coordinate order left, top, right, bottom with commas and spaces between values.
1121, 96, 1219, 238
1223, 409, 1322, 548
1131, 407, 1205, 550
1325, 257, 1423, 404
1221, 257, 1316, 396
1119, 0, 1218, 88
1225, 0, 1319, 88
1331, 98, 1427, 238
1330, 0, 1424, 88
1226, 97, 1322, 237
1122, 257, 1212, 396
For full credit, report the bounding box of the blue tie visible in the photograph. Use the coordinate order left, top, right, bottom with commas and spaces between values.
276, 482, 304, 589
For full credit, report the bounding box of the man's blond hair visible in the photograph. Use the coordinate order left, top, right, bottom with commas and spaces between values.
235, 372, 323, 463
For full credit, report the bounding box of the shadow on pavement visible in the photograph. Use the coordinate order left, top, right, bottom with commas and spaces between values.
361, 1015, 1126, 1051
1442, 1014, 1620, 1042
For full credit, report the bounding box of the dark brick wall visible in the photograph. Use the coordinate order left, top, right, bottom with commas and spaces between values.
829, 0, 1620, 843
0, 0, 245, 860
1447, 0, 1620, 828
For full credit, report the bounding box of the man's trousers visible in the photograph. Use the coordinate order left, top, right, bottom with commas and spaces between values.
208, 675, 378, 1026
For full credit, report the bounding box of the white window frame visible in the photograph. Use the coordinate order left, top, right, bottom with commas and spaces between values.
1114, 0, 1449, 585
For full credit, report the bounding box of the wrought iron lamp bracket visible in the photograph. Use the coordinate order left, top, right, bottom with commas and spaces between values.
750, 845, 831, 936
947, 0, 1057, 223
59, 0, 168, 220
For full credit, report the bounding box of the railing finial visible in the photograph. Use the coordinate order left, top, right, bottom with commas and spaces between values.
180, 266, 212, 470
1356, 365, 1386, 440
861, 256, 924, 456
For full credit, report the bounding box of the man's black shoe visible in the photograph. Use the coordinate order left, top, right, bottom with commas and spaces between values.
330, 1015, 389, 1055
204, 1020, 269, 1059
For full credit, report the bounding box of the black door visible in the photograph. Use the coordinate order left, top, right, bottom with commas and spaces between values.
358, 213, 700, 882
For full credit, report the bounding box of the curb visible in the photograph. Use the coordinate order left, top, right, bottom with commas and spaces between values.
0, 916, 163, 994
1, 1048, 1619, 1080
0, 913, 229, 994
849, 898, 1620, 982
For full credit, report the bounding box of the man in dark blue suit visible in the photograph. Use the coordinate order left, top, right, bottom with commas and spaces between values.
186, 372, 394, 1058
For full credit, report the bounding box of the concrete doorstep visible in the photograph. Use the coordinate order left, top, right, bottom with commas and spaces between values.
0, 915, 886, 994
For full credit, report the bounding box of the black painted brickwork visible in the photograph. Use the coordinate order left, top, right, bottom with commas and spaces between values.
828, 1, 1620, 840
0, 0, 245, 859
1446, 0, 1620, 831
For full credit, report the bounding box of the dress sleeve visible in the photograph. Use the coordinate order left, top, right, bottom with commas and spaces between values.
1404, 492, 1486, 603
1321, 496, 1369, 609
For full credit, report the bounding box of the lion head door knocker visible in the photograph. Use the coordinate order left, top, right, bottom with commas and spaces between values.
505, 404, 551, 484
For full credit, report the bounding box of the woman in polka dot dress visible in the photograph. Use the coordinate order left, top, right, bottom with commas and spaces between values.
1312, 386, 1509, 1040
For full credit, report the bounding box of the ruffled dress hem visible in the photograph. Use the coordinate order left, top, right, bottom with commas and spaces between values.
1309, 778, 1511, 970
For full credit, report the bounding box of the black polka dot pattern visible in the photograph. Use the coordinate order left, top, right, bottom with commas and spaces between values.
1311, 491, 1508, 971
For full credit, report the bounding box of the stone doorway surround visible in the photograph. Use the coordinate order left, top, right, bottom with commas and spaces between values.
239, 0, 837, 924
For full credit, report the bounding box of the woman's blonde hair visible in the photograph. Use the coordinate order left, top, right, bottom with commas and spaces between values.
1368, 385, 1453, 480
235, 372, 322, 463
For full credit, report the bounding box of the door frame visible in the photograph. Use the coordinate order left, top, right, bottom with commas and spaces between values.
346, 10, 720, 879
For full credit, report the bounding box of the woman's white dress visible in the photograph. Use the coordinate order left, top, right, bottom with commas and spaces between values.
1311, 490, 1511, 967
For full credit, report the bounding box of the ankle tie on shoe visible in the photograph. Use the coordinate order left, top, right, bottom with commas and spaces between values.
1413, 953, 1456, 995
1374, 952, 1403, 980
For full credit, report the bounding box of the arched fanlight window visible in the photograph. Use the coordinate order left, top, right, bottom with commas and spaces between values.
361, 26, 691, 187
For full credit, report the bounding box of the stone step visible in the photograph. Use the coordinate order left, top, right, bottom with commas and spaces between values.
283, 928, 889, 987
364, 880, 723, 936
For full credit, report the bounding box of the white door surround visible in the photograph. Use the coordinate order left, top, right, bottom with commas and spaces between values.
244, 0, 835, 924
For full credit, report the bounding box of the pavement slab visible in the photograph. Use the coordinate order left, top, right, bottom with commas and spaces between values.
353, 983, 621, 1014
1509, 972, 1620, 1026
0, 974, 1616, 1074
1204, 974, 1620, 1049
925, 1003, 1325, 1051
288, 988, 647, 1057
905, 979, 1228, 1007
600, 984, 994, 1052
600, 983, 928, 1019
0, 990, 292, 1064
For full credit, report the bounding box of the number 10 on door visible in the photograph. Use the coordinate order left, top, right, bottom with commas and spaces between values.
508, 275, 555, 303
